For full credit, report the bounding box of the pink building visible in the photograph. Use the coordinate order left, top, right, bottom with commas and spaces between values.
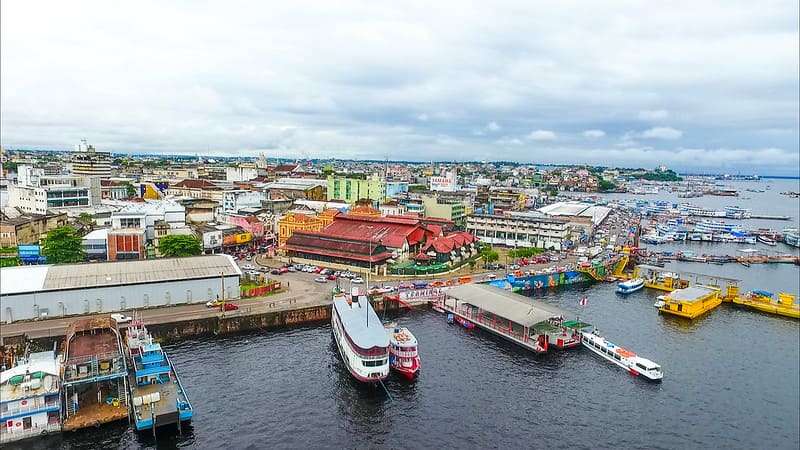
223, 213, 265, 237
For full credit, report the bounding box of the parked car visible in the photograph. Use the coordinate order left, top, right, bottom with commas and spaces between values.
206, 300, 224, 308
271, 269, 281, 275
351, 277, 364, 284
110, 313, 132, 324
314, 276, 328, 283
326, 274, 337, 281
222, 303, 239, 311
242, 264, 255, 270
397, 282, 414, 290
287, 266, 297, 272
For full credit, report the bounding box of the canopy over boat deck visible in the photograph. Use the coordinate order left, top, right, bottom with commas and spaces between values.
445, 284, 568, 328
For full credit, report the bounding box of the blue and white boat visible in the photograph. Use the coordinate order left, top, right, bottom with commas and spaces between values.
125, 318, 193, 432
616, 278, 645, 294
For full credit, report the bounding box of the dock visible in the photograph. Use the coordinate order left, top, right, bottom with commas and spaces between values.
439, 284, 581, 353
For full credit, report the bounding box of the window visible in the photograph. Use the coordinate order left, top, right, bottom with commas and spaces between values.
363, 359, 386, 367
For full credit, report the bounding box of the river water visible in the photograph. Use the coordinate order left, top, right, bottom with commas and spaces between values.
23, 179, 800, 449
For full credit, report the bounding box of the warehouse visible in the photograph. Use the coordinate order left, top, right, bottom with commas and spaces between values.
0, 255, 241, 323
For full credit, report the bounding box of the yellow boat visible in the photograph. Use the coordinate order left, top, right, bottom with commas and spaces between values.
734, 291, 800, 319
658, 285, 722, 319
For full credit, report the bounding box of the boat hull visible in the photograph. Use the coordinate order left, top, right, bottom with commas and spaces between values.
331, 311, 389, 384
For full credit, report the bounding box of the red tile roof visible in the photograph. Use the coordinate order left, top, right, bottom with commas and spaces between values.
322, 215, 428, 250
173, 179, 221, 190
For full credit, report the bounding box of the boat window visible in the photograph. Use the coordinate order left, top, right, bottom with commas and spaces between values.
593, 343, 600, 349
613, 354, 621, 360
636, 363, 648, 371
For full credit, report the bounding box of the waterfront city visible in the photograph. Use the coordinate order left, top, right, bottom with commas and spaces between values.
1, 1, 798, 449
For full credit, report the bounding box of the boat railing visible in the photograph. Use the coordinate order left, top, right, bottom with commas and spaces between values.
165, 353, 193, 411
0, 422, 61, 444
63, 352, 126, 383
392, 349, 417, 358
0, 396, 61, 418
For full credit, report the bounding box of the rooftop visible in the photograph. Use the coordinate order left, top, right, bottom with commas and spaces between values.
446, 284, 568, 327
0, 254, 241, 295
332, 296, 389, 351
667, 285, 719, 302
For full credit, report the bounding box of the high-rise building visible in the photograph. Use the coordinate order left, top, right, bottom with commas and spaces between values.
71, 139, 111, 178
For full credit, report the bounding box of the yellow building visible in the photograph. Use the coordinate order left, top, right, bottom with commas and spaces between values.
659, 285, 722, 319
278, 213, 324, 247
319, 208, 341, 227
348, 204, 381, 217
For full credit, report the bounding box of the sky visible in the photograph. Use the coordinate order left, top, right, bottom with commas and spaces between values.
1, 1, 799, 175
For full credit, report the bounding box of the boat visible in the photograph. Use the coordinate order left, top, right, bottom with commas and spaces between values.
125, 318, 193, 432
783, 229, 800, 248
331, 288, 390, 383
757, 235, 777, 246
617, 278, 645, 294
580, 330, 663, 382
653, 295, 666, 308
385, 326, 421, 380
454, 315, 475, 329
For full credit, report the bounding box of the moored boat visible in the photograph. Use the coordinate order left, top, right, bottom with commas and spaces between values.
385, 326, 421, 380
581, 330, 663, 381
331, 289, 390, 383
616, 278, 644, 294
757, 235, 777, 246
125, 318, 193, 432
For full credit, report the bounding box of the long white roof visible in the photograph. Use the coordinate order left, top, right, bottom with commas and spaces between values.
1, 254, 241, 296
333, 296, 389, 350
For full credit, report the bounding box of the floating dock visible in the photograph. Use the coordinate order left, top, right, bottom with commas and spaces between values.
439, 284, 581, 353
727, 291, 799, 319
658, 285, 723, 319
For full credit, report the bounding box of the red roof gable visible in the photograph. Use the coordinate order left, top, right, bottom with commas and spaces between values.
285, 231, 392, 263
173, 179, 221, 190
322, 215, 425, 250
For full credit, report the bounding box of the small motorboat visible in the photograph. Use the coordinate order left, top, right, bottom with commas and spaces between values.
654, 295, 666, 308
454, 316, 475, 329
446, 313, 454, 324
617, 278, 645, 294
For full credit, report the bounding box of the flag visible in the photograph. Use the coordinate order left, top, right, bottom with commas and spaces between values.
579, 296, 588, 306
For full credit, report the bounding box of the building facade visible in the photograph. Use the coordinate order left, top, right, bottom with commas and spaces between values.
277, 213, 325, 247
327, 174, 385, 204
466, 214, 570, 250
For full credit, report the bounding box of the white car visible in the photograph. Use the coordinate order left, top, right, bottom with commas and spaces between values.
351, 277, 365, 284
110, 313, 132, 324
242, 264, 255, 270
314, 276, 328, 283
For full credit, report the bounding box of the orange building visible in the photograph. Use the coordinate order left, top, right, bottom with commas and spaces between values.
348, 204, 381, 217
319, 208, 341, 227
278, 213, 325, 247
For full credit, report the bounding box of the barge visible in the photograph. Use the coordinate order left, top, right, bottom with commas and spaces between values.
439, 284, 581, 354
658, 286, 722, 319
730, 291, 799, 319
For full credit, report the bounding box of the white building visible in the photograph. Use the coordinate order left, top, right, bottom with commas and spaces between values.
225, 166, 259, 182
430, 170, 458, 192
111, 200, 186, 240
0, 255, 241, 322
222, 190, 266, 214
0, 350, 62, 444
466, 214, 570, 250
8, 165, 99, 214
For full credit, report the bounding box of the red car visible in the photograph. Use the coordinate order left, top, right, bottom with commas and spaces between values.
326, 274, 337, 281
222, 303, 239, 311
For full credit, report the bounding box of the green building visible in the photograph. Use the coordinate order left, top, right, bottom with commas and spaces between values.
422, 195, 469, 227
327, 174, 386, 204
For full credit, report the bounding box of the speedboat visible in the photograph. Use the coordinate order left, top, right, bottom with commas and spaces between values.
616, 278, 645, 294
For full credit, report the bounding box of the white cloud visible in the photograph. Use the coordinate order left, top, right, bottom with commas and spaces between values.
638, 109, 669, 121
582, 129, 606, 138
527, 130, 557, 141
486, 121, 501, 132
641, 127, 683, 140
0, 1, 797, 174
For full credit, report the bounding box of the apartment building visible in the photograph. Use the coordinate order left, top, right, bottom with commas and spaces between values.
466, 214, 570, 250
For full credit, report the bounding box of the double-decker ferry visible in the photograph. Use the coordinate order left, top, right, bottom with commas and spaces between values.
581, 330, 663, 382
331, 289, 390, 383
125, 318, 193, 432
385, 325, 420, 380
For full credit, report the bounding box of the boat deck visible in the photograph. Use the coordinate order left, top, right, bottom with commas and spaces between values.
130, 374, 181, 427
68, 332, 119, 358
62, 401, 127, 431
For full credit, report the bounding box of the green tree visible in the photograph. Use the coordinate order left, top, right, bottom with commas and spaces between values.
598, 179, 617, 192
124, 182, 137, 198
480, 246, 499, 265
42, 226, 86, 264
159, 235, 202, 258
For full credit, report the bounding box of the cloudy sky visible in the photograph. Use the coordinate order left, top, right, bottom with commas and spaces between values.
2, 1, 798, 175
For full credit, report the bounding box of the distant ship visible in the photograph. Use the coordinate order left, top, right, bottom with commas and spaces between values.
331, 289, 390, 383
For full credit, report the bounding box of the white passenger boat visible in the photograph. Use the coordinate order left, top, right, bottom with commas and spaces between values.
616, 278, 644, 294
331, 288, 390, 383
757, 235, 777, 246
581, 330, 663, 382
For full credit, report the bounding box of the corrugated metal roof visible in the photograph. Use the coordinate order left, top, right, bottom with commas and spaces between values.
447, 284, 567, 327
0, 255, 240, 295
